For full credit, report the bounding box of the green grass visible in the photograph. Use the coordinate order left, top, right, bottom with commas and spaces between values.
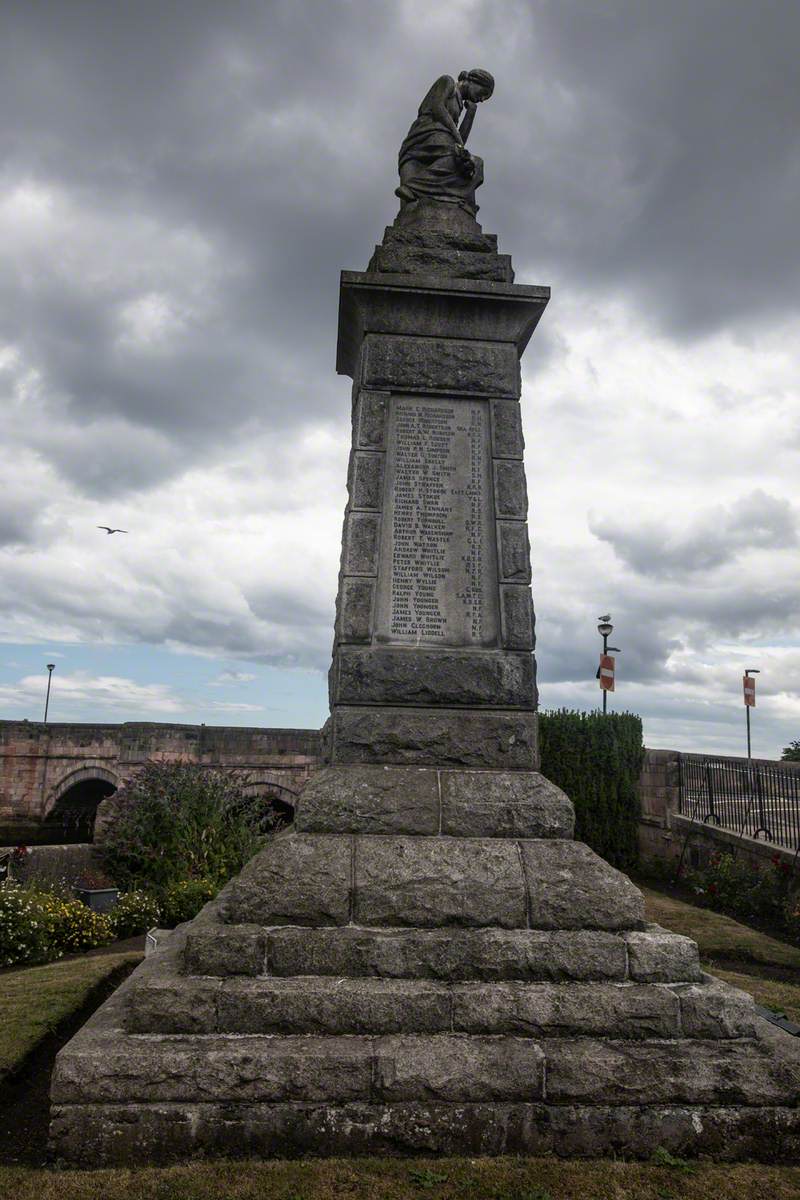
641, 886, 800, 970
712, 966, 800, 1023
2, 1157, 800, 1199
0, 951, 142, 1078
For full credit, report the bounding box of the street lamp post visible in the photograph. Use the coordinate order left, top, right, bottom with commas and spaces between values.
597, 617, 620, 715
744, 668, 760, 759
43, 663, 55, 724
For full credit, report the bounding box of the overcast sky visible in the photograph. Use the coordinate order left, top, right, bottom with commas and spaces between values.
1, 0, 798, 758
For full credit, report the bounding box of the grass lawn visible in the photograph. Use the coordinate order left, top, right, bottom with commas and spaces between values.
641, 885, 800, 969
0, 951, 142, 1079
1, 1157, 800, 1200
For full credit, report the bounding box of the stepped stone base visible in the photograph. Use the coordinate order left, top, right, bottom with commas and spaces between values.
49, 770, 800, 1165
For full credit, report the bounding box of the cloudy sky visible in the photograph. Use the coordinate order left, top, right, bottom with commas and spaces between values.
1, 0, 798, 758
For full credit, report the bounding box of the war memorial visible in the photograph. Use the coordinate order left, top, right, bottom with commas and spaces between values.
49, 71, 800, 1164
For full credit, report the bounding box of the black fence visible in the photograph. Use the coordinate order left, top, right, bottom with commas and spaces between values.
679, 754, 800, 853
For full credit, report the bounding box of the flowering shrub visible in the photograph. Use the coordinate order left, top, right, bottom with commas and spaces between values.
0, 883, 52, 966
0, 882, 114, 965
55, 898, 113, 953
160, 878, 216, 927
688, 851, 799, 938
109, 890, 162, 939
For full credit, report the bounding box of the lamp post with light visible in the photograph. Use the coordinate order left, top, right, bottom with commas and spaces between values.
744, 668, 760, 759
43, 663, 55, 724
597, 617, 621, 714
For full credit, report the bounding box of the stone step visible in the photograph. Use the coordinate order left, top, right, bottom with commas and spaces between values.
49, 1100, 800, 1167
52, 1025, 798, 1110
215, 833, 646, 932
183, 922, 700, 984
127, 975, 755, 1040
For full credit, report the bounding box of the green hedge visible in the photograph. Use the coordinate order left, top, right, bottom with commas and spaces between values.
538, 709, 644, 870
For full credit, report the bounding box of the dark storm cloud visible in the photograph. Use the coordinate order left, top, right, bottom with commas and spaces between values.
590, 489, 798, 578
2, 0, 798, 495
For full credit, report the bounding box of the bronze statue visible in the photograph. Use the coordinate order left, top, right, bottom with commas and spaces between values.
396, 69, 495, 215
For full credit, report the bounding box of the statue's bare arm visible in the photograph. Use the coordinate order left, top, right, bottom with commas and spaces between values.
425, 76, 463, 144
458, 101, 477, 146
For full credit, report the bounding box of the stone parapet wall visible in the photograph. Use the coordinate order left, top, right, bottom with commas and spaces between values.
637, 748, 799, 873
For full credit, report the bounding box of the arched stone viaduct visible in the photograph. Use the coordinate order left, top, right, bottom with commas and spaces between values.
0, 720, 322, 844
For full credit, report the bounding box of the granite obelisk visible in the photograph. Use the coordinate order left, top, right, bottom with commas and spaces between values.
49, 72, 800, 1165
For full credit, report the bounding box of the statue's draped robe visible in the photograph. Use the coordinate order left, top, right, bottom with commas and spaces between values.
398, 75, 484, 212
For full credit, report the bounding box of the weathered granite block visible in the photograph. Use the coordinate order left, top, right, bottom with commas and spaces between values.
497, 521, 531, 583
216, 977, 452, 1035
184, 924, 266, 977
349, 451, 385, 511
355, 836, 528, 929
334, 649, 534, 708
528, 1103, 800, 1162
355, 390, 389, 449
52, 1034, 375, 1105
126, 976, 220, 1034
336, 578, 374, 642
343, 512, 380, 575
625, 924, 702, 982
544, 1037, 800, 1106
500, 585, 535, 650
330, 707, 537, 769
267, 926, 629, 982
491, 399, 524, 458
520, 840, 646, 931
670, 977, 758, 1038
295, 765, 439, 835
218, 833, 352, 927
362, 334, 520, 398
452, 981, 679, 1038
439, 770, 573, 838
372, 1036, 545, 1102
494, 460, 528, 519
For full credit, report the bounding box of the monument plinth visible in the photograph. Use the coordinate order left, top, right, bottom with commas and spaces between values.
49, 72, 800, 1166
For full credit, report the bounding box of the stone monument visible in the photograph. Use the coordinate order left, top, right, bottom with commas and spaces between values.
49, 71, 799, 1165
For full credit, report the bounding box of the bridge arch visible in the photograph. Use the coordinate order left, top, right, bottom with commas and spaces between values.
44, 766, 121, 843
236, 775, 299, 827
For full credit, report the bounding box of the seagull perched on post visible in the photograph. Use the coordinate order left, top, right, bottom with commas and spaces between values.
97, 526, 128, 535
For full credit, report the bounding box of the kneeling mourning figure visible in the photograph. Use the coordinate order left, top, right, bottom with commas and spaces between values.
49, 72, 800, 1165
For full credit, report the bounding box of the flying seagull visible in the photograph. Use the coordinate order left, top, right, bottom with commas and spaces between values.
97, 526, 128, 535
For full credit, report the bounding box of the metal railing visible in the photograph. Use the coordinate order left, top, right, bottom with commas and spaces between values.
678, 753, 800, 853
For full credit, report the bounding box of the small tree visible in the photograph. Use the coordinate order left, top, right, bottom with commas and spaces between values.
101, 761, 274, 892
781, 740, 800, 762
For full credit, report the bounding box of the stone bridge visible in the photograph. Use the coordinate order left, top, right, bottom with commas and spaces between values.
0, 720, 322, 844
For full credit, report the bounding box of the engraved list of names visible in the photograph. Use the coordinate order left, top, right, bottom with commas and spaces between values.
375, 396, 498, 647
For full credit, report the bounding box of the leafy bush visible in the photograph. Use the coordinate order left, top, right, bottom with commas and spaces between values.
160, 878, 216, 927
109, 890, 162, 939
538, 710, 644, 869
101, 762, 266, 892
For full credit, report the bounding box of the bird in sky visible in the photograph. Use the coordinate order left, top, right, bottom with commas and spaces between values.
97, 526, 128, 535
598, 614, 611, 622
